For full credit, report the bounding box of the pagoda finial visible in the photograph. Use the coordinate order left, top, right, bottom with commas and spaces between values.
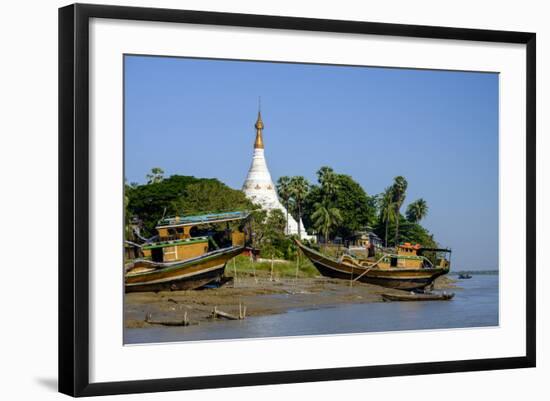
254, 99, 264, 149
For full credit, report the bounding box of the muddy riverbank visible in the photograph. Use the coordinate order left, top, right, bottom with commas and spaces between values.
125, 275, 458, 329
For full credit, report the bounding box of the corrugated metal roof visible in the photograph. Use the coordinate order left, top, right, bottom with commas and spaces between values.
157, 211, 250, 228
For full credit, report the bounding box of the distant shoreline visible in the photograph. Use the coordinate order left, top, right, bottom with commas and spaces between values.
450, 270, 499, 275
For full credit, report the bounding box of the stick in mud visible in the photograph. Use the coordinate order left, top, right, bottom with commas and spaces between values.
295, 252, 300, 280
212, 306, 243, 320
270, 254, 274, 281
233, 257, 237, 287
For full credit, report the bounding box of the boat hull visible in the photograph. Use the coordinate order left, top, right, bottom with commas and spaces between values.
125, 246, 243, 293
297, 242, 449, 291
381, 292, 454, 302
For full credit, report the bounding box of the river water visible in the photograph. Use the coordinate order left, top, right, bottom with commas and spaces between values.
125, 274, 498, 344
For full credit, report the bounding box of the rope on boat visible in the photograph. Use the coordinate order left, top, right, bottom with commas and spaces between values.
352, 254, 386, 282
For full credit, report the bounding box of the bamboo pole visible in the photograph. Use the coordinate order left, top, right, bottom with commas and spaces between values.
295, 253, 300, 280
233, 257, 237, 287
270, 254, 274, 281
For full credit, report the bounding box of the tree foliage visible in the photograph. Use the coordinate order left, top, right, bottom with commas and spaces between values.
379, 186, 396, 247
311, 201, 343, 244
406, 198, 429, 223
173, 180, 254, 216
250, 209, 297, 259
126, 174, 254, 237
276, 176, 292, 233
303, 172, 376, 239
288, 176, 311, 238
373, 215, 436, 248
146, 167, 165, 184
391, 176, 408, 246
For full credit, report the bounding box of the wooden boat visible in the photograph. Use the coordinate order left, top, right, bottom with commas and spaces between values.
381, 292, 454, 302
296, 240, 451, 291
125, 211, 250, 292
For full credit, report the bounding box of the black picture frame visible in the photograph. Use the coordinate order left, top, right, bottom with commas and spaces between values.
59, 3, 536, 397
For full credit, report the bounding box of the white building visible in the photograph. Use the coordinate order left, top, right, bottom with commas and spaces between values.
242, 111, 308, 238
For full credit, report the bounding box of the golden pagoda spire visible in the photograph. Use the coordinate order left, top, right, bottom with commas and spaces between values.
254, 100, 264, 149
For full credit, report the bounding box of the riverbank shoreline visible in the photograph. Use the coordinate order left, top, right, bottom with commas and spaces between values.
125, 274, 459, 329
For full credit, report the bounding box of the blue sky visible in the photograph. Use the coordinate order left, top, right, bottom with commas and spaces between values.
124, 55, 499, 270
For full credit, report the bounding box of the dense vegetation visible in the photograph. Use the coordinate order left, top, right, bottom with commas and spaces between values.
301, 169, 377, 240
125, 170, 298, 258
125, 172, 254, 237
126, 166, 439, 258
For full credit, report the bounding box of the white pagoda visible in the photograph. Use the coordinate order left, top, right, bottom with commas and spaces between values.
242, 111, 307, 238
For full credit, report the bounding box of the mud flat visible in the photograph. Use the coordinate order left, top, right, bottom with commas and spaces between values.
125, 275, 458, 329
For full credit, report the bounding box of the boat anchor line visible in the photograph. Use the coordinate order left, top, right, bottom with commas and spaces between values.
351, 254, 387, 283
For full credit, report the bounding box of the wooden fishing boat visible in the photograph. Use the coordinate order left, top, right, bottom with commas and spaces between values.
381, 292, 454, 302
296, 240, 451, 291
125, 211, 250, 292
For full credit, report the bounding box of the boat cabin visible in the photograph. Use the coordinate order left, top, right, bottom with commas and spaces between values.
377, 243, 451, 269
141, 211, 250, 264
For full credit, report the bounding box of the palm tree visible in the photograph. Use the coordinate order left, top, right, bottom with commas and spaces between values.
146, 167, 164, 184
316, 166, 338, 203
379, 186, 395, 247
276, 176, 292, 234
289, 176, 310, 239
316, 166, 334, 184
406, 198, 428, 223
311, 201, 342, 246
391, 176, 408, 246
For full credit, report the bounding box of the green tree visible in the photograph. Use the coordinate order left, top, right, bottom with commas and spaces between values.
303, 173, 376, 240
174, 180, 253, 215
127, 175, 201, 236
126, 175, 254, 237
374, 215, 437, 249
391, 176, 408, 246
146, 167, 165, 184
250, 209, 295, 259
276, 176, 292, 234
316, 166, 338, 203
406, 198, 429, 223
311, 201, 343, 246
289, 176, 311, 239
379, 186, 396, 247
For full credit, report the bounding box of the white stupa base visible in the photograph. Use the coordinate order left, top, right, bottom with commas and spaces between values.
242, 148, 312, 240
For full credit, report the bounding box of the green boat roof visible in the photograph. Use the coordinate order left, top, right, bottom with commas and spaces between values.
157, 210, 250, 228
142, 236, 209, 250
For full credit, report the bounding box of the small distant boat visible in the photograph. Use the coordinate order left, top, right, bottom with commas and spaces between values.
125, 211, 250, 292
458, 273, 473, 279
296, 240, 451, 291
381, 292, 454, 302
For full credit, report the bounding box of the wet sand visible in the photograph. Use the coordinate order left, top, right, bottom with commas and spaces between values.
125, 275, 458, 329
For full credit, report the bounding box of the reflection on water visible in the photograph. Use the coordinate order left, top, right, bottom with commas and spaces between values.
125, 274, 498, 344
